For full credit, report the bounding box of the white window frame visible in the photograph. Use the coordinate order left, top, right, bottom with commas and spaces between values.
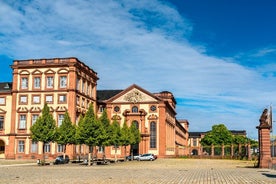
33, 96, 40, 104
32, 114, 39, 125
60, 76, 67, 88
21, 77, 28, 89
57, 144, 64, 153
34, 77, 41, 89
19, 115, 26, 129
18, 140, 25, 153
58, 114, 64, 127
59, 94, 67, 103
0, 97, 5, 105
31, 141, 38, 153
20, 96, 27, 103
44, 143, 50, 153
45, 95, 53, 103
46, 76, 54, 88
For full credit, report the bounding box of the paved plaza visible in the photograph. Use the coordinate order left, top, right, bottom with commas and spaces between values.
0, 159, 275, 183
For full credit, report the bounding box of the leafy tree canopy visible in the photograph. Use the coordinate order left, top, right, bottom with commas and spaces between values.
129, 121, 141, 145
110, 119, 122, 146
98, 109, 111, 146
76, 104, 103, 147
200, 124, 233, 146
56, 111, 76, 145
121, 121, 131, 146
30, 103, 56, 143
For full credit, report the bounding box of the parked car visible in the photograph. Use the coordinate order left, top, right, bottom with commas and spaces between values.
137, 153, 156, 161
126, 154, 141, 161
54, 155, 70, 164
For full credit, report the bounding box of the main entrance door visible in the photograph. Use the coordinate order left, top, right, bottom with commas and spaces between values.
0, 140, 5, 159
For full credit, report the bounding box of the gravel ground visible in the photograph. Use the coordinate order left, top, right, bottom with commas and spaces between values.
0, 159, 275, 184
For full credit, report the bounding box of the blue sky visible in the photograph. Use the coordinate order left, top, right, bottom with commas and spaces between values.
1, 0, 276, 139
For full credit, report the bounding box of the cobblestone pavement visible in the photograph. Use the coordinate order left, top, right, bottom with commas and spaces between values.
0, 159, 275, 184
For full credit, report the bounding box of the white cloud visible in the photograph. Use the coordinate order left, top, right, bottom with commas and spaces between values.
0, 0, 275, 139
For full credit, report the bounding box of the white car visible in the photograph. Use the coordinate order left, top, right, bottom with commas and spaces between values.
137, 153, 156, 161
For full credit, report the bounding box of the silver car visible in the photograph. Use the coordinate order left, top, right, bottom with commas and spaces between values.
137, 153, 155, 161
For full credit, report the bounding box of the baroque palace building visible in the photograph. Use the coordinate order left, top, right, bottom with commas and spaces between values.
0, 57, 189, 160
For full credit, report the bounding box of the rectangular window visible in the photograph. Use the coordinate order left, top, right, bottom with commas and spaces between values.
87, 84, 89, 95
60, 76, 67, 88
31, 141, 38, 153
0, 116, 4, 130
82, 98, 85, 107
76, 78, 80, 90
82, 81, 85, 93
20, 95, 28, 104
59, 94, 67, 103
21, 77, 28, 89
57, 144, 64, 152
18, 140, 25, 153
19, 115, 26, 129
34, 77, 41, 89
45, 95, 53, 104
44, 143, 50, 153
193, 139, 197, 147
76, 96, 80, 105
0, 97, 5, 105
58, 114, 64, 127
98, 146, 104, 153
32, 95, 40, 104
46, 76, 54, 88
32, 114, 39, 125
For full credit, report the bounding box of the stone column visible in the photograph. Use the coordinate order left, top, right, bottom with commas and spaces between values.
256, 108, 272, 168
257, 126, 272, 168
247, 142, 251, 160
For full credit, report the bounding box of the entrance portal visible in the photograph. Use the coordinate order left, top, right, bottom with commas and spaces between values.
0, 140, 5, 159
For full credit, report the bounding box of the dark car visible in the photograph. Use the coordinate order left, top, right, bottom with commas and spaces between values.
54, 155, 70, 164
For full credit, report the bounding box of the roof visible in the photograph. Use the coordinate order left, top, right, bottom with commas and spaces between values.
189, 130, 247, 138
97, 90, 123, 101
0, 82, 12, 92
189, 132, 206, 137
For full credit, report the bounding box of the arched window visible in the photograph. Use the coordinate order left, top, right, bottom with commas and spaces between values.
132, 120, 139, 129
150, 121, 157, 148
132, 106, 138, 113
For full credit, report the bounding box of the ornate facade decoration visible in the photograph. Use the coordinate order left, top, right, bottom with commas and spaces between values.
124, 89, 143, 103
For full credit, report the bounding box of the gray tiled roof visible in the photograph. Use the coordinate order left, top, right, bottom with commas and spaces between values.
0, 82, 12, 92
97, 90, 123, 101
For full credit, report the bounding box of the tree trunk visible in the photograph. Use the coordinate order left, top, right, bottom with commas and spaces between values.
88, 146, 91, 166
42, 142, 45, 165
115, 144, 117, 162
124, 145, 127, 161
63, 144, 67, 162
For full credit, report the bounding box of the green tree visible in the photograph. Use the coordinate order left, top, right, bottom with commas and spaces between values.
233, 135, 248, 145
56, 111, 76, 160
75, 114, 84, 161
76, 104, 103, 165
98, 109, 111, 160
200, 124, 233, 146
30, 104, 56, 164
110, 119, 122, 162
121, 121, 131, 160
129, 122, 141, 159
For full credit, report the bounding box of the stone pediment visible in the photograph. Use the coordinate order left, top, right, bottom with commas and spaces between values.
113, 88, 158, 103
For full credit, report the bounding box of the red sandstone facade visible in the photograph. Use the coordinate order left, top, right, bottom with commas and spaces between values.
97, 85, 189, 158
0, 57, 189, 160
